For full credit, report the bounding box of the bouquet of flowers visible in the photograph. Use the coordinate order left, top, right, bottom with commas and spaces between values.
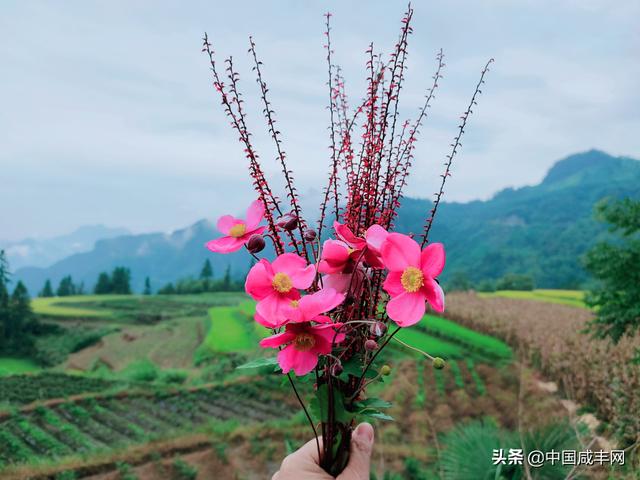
203, 5, 491, 475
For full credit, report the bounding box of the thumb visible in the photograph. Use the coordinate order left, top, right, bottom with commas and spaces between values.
337, 423, 375, 480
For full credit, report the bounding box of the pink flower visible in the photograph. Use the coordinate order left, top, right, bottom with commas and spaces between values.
206, 199, 267, 254
381, 233, 445, 327
318, 222, 388, 274
281, 288, 345, 324
260, 323, 346, 375
245, 253, 316, 327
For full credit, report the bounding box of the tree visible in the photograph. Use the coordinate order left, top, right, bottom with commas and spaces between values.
143, 277, 152, 295
0, 251, 10, 347
446, 271, 472, 292
200, 259, 213, 291
495, 273, 534, 291
200, 259, 213, 280
222, 265, 232, 291
39, 279, 54, 297
110, 267, 131, 295
8, 281, 31, 340
585, 198, 640, 343
94, 272, 112, 294
158, 282, 176, 295
56, 276, 77, 296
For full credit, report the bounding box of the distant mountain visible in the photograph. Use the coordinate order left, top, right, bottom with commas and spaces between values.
14, 150, 640, 294
394, 149, 640, 287
2, 225, 130, 270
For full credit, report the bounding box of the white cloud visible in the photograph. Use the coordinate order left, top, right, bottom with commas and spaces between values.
1, 0, 638, 239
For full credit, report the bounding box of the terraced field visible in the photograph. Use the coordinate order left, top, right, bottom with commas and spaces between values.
0, 379, 288, 470
479, 289, 586, 308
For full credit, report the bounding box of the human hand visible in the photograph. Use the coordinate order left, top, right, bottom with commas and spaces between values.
272, 422, 375, 479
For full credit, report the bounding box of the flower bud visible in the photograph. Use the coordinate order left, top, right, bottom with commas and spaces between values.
330, 361, 343, 376
246, 234, 265, 254
277, 213, 298, 231
303, 229, 317, 241
369, 321, 387, 338
432, 357, 446, 370
364, 339, 378, 351
380, 365, 392, 376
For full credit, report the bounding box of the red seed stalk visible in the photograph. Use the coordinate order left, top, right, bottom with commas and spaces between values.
203, 4, 492, 476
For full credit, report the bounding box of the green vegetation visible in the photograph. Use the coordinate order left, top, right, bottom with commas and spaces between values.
203, 304, 256, 353
93, 266, 132, 295
0, 380, 286, 469
479, 289, 586, 308
585, 197, 640, 344
437, 419, 582, 480
56, 275, 83, 297
419, 315, 513, 361
0, 357, 40, 376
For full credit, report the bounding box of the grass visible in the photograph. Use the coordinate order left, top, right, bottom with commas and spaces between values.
0, 358, 41, 376
395, 328, 465, 360
31, 295, 121, 317
420, 315, 512, 360
204, 306, 255, 353
478, 289, 586, 308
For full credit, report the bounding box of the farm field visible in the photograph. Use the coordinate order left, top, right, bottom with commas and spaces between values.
0, 290, 628, 478
479, 289, 587, 308
0, 358, 41, 377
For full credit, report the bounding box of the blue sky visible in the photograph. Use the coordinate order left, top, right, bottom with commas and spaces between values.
1, 0, 638, 241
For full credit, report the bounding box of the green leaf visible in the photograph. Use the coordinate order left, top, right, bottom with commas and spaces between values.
310, 384, 353, 424
358, 409, 394, 421
354, 398, 392, 410
236, 356, 278, 369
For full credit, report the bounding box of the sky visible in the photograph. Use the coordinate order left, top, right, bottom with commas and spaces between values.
1, 0, 639, 241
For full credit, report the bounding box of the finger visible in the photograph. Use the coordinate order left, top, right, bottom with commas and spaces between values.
338, 423, 375, 480
280, 436, 323, 471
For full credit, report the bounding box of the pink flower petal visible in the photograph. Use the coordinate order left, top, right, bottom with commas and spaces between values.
318, 240, 351, 274
297, 288, 345, 321
380, 233, 421, 271
383, 271, 404, 296
321, 273, 350, 293
271, 253, 315, 289
365, 224, 389, 252
242, 225, 267, 240
272, 253, 306, 274
256, 291, 300, 326
421, 243, 446, 278
245, 260, 274, 300
216, 215, 241, 235
334, 221, 364, 248
386, 291, 426, 327
259, 331, 296, 349
423, 278, 445, 313
311, 324, 346, 353
254, 310, 288, 329
245, 199, 265, 230
206, 236, 245, 254
278, 345, 319, 376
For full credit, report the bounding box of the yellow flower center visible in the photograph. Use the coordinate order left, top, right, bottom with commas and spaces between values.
347, 247, 356, 255
289, 300, 300, 308
272, 272, 293, 293
228, 223, 247, 238
401, 266, 424, 293
294, 332, 316, 351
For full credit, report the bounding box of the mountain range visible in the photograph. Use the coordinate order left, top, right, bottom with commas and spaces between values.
13, 150, 640, 293
1, 225, 129, 271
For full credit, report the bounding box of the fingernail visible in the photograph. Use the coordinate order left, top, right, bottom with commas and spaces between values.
354, 422, 374, 443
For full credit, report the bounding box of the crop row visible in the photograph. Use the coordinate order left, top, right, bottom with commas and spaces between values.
0, 373, 121, 406
414, 360, 487, 406
0, 380, 288, 469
